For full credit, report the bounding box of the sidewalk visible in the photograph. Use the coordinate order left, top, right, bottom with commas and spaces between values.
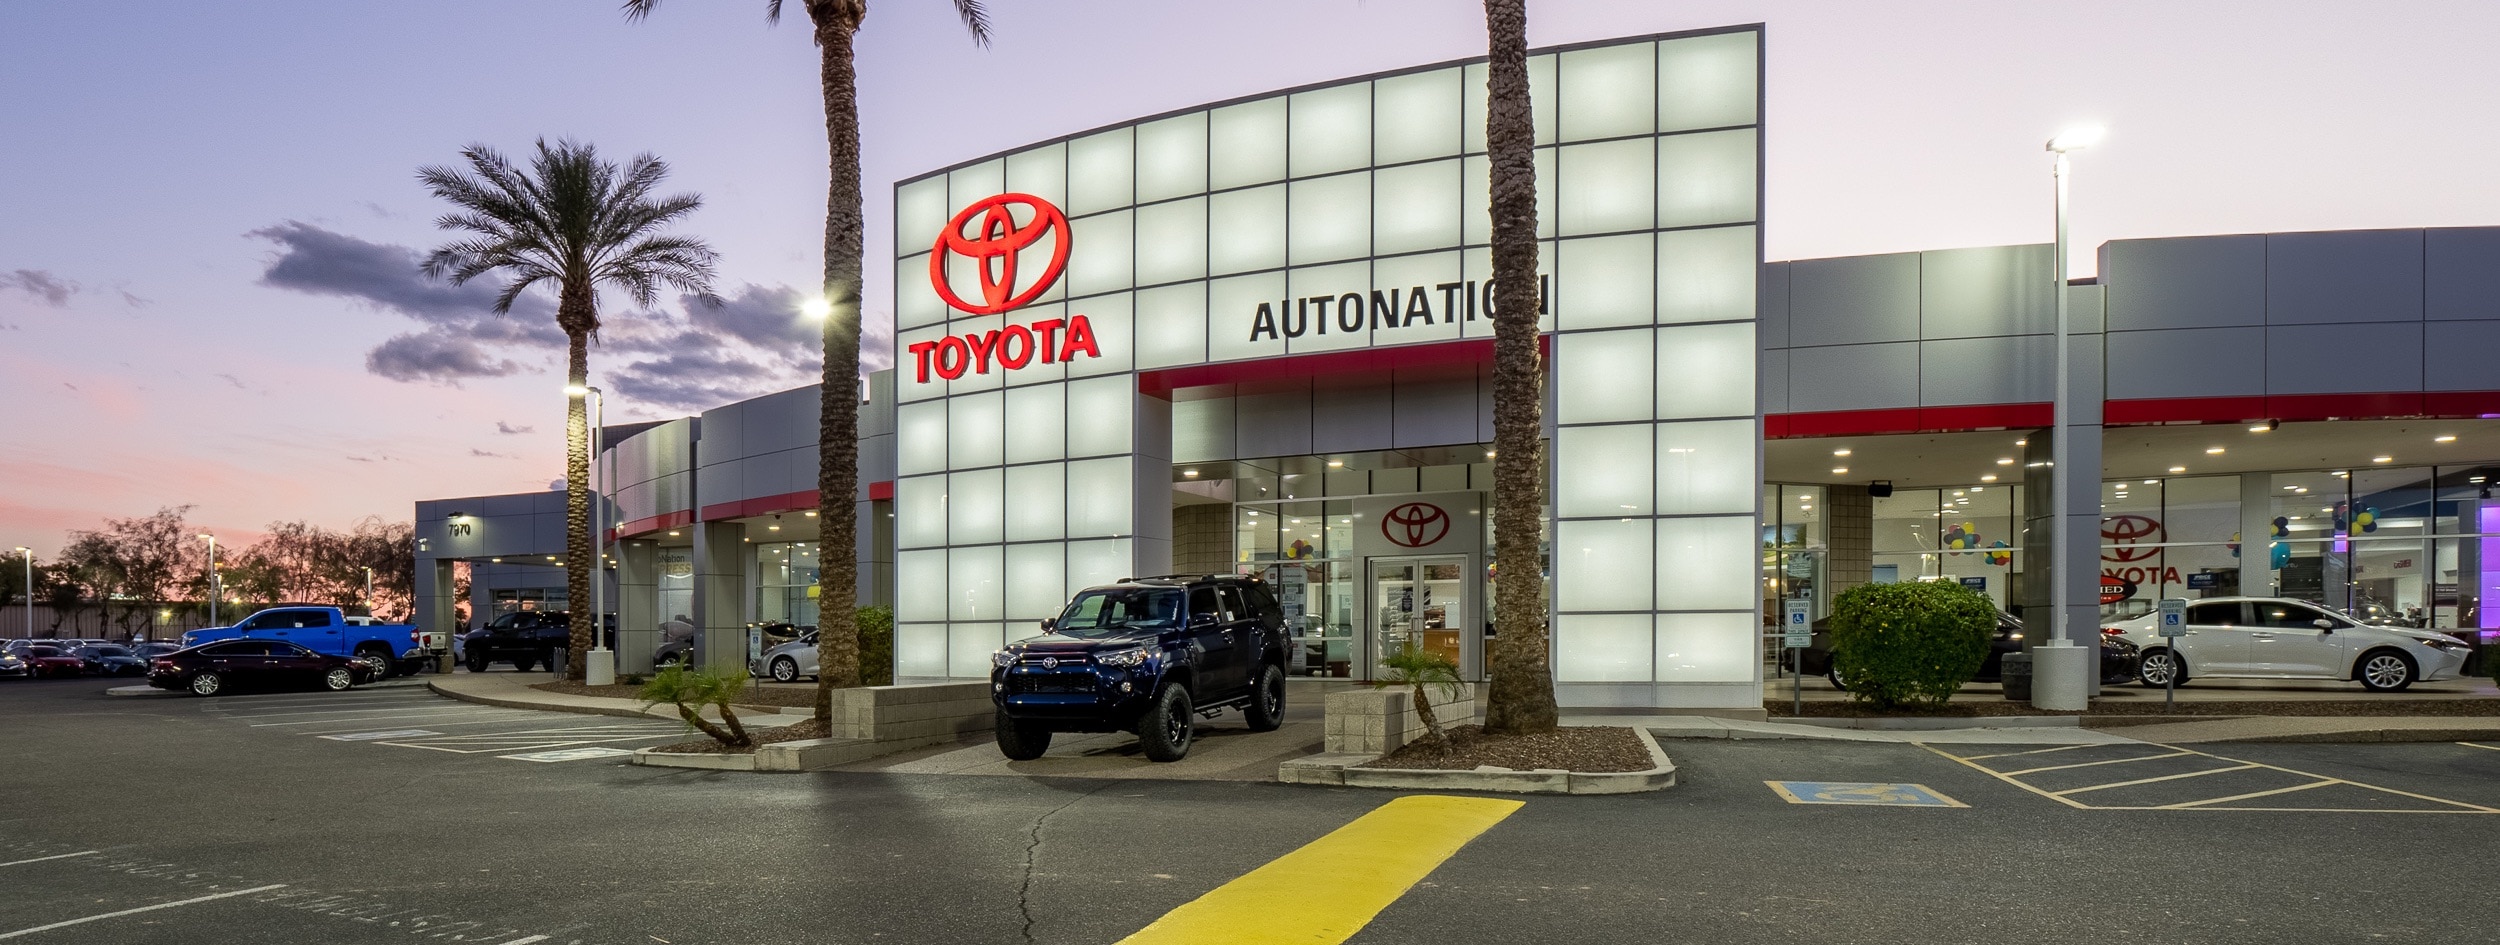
426, 670, 808, 727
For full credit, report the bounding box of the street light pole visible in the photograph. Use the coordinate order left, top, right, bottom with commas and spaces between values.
12, 547, 29, 641
197, 534, 219, 630
2035, 126, 2102, 712
363, 566, 375, 615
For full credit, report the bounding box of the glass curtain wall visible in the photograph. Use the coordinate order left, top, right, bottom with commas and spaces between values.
1235, 500, 1358, 676
1760, 483, 1825, 625
754, 541, 822, 628
1870, 484, 2022, 610
2098, 476, 2241, 620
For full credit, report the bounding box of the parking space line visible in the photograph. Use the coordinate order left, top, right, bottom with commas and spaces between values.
1957, 744, 2101, 763
1924, 742, 2500, 814
0, 851, 97, 868
0, 883, 288, 940
216, 700, 442, 718
252, 710, 525, 727
2052, 764, 2259, 796
2159, 781, 2337, 809
2001, 750, 2193, 776
2460, 742, 2500, 752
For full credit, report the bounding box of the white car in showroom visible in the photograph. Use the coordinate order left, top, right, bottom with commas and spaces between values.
2106, 597, 2472, 692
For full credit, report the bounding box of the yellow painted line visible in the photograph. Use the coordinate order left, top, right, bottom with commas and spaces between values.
1956, 744, 2103, 763
1113, 795, 1523, 945
1920, 744, 2092, 809
2052, 764, 2259, 796
2000, 751, 2194, 777
2158, 780, 2338, 809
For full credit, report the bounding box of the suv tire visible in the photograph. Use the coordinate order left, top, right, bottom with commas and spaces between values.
1243, 663, 1286, 732
994, 711, 1053, 760
466, 652, 489, 673
1138, 683, 1195, 762
355, 645, 396, 679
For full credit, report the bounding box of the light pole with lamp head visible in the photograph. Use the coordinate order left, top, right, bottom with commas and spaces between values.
2034, 125, 2103, 712
12, 547, 29, 641
197, 534, 219, 630
363, 566, 375, 616
567, 383, 616, 686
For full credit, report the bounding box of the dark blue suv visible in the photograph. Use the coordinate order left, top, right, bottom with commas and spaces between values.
991, 574, 1291, 762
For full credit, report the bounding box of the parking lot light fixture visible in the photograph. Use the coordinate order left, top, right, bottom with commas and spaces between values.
197, 534, 218, 629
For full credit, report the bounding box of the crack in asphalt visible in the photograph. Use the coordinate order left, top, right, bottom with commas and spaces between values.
1017, 780, 1127, 944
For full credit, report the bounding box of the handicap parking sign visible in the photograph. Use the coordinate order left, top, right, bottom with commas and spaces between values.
2157, 597, 2187, 638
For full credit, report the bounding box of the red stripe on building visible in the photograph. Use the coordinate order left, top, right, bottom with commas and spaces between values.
695, 482, 893, 523
605, 509, 695, 543
1776, 391, 2500, 437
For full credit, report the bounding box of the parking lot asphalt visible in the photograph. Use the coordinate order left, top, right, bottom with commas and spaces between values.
4, 675, 2497, 945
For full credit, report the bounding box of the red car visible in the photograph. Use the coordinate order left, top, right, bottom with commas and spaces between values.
19, 645, 86, 678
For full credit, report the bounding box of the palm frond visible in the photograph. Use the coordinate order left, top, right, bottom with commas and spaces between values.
619, 0, 660, 21
953, 0, 992, 47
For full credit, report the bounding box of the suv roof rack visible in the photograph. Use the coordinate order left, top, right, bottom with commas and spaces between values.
1117, 572, 1263, 584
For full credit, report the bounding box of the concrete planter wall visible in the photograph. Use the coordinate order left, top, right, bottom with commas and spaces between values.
638, 681, 996, 773
1324, 685, 1477, 755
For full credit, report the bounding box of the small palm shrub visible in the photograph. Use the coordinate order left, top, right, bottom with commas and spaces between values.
639, 666, 753, 748
1828, 581, 1996, 709
1374, 640, 1465, 745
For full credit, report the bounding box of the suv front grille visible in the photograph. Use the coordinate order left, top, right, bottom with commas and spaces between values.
1009, 671, 1099, 694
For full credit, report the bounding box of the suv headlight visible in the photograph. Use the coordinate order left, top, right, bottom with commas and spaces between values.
992, 649, 1019, 668
1097, 647, 1153, 668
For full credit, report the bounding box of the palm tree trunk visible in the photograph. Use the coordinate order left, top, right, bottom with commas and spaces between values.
1409, 682, 1446, 744
1480, 0, 1560, 736
563, 325, 594, 682
811, 4, 869, 723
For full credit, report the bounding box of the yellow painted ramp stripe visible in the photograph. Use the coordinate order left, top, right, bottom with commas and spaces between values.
1115, 795, 1524, 945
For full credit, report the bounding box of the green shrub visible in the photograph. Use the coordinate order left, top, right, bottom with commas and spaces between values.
1828, 581, 1996, 709
856, 605, 894, 687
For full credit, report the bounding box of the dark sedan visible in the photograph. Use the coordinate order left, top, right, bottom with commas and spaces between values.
1782, 612, 2141, 689
19, 645, 86, 678
73, 644, 148, 677
147, 640, 375, 696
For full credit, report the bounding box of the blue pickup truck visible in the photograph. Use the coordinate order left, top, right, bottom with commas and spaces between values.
180, 606, 428, 677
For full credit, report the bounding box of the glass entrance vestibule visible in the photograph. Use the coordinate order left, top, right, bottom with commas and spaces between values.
1195, 457, 1506, 682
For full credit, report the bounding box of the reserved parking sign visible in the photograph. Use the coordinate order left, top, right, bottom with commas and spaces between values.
2158, 598, 2188, 638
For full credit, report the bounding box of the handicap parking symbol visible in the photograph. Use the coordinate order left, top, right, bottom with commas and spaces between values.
1766, 781, 1967, 808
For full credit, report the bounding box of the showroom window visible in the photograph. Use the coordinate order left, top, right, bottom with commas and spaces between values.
755, 541, 822, 628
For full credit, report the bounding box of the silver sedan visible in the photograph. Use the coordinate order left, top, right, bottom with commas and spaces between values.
753, 632, 819, 683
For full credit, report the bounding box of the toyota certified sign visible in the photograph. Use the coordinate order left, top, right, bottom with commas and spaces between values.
1381, 502, 1452, 549
907, 193, 1099, 383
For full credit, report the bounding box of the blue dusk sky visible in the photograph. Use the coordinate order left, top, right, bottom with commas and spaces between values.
4, 0, 2497, 555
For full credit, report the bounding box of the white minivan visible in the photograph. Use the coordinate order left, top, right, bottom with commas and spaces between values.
2107, 597, 2472, 692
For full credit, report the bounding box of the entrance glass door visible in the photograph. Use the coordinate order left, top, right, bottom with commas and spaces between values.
1366, 555, 1476, 680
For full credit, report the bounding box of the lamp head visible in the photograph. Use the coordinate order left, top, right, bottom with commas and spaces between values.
564, 384, 593, 397
2047, 125, 2105, 153
800, 298, 834, 320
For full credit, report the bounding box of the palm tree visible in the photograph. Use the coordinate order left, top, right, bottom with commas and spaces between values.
419, 139, 719, 681
621, 0, 991, 723
1376, 640, 1466, 747
1478, 0, 1560, 735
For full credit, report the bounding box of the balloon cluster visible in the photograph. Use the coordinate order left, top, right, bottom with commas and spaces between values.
1284, 539, 1315, 560
1943, 523, 1984, 553
1985, 540, 2011, 566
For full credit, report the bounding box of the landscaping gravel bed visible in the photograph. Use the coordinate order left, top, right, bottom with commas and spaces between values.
651, 718, 832, 754
1358, 725, 1652, 772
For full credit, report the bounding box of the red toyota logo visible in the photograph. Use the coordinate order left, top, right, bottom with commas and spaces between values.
1381, 502, 1451, 549
2101, 514, 2166, 563
929, 193, 1070, 316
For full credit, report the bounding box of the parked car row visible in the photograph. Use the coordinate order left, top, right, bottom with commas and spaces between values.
2104, 597, 2472, 692
1, 640, 183, 679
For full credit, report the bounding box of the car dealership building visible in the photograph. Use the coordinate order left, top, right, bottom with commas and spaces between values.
414, 25, 2500, 711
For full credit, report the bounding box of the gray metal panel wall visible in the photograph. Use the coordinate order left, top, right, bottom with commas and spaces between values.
2102, 327, 2265, 400
2264, 230, 2424, 325
2427, 228, 2500, 321
1919, 245, 2053, 339
2426, 320, 2500, 390
1919, 334, 2052, 405
1786, 342, 1917, 413
1788, 252, 1919, 347
2267, 323, 2423, 395
1759, 261, 1790, 348
2102, 234, 2265, 331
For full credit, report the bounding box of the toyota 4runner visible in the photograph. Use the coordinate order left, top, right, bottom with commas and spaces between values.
990, 574, 1291, 762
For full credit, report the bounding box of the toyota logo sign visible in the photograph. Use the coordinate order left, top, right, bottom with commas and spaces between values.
1381, 502, 1452, 549
2101, 514, 2166, 563
930, 193, 1070, 316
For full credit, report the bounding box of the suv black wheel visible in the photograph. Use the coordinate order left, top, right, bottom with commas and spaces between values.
1138, 683, 1195, 762
465, 652, 488, 673
994, 711, 1053, 760
355, 646, 396, 679
1243, 663, 1286, 732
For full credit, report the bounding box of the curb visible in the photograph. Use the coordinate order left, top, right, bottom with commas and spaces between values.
427, 679, 666, 721
1774, 715, 2083, 731
2158, 727, 2500, 745
1279, 727, 1677, 795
